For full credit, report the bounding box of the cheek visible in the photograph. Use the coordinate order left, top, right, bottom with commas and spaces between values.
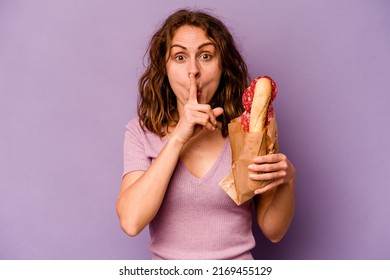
167, 74, 186, 93
166, 64, 186, 85
205, 62, 222, 82
166, 68, 188, 102
209, 69, 222, 87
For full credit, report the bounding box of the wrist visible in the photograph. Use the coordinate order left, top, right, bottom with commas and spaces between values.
166, 135, 186, 151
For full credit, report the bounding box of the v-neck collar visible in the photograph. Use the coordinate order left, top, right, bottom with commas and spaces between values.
177, 138, 229, 185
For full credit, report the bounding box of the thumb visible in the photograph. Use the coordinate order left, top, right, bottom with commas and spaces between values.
212, 107, 224, 118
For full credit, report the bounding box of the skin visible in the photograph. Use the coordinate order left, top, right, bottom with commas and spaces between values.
116, 25, 295, 243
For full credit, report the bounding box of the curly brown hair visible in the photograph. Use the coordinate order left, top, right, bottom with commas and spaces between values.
137, 9, 249, 137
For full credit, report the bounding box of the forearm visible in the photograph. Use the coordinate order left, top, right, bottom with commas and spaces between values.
257, 179, 295, 243
117, 137, 184, 236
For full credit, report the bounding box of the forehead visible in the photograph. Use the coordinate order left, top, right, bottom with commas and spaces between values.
171, 25, 212, 46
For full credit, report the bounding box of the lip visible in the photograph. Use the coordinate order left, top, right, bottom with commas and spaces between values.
197, 89, 205, 103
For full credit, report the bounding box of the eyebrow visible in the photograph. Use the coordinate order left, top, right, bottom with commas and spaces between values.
170, 42, 215, 50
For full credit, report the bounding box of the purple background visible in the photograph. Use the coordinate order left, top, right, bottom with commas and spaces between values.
1, 0, 389, 260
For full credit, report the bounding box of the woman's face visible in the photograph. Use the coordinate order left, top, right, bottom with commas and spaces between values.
166, 25, 222, 112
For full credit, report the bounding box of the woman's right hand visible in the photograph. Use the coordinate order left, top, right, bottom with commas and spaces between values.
171, 73, 224, 144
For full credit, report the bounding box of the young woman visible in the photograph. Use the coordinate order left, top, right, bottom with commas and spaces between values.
116, 9, 295, 260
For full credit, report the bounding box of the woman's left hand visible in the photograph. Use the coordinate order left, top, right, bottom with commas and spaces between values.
248, 153, 295, 195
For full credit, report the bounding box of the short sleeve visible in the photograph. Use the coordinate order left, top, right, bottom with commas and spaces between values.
123, 118, 151, 176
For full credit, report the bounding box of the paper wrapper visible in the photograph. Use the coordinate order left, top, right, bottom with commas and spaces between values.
219, 115, 279, 205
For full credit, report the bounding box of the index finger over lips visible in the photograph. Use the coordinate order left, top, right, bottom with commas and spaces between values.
187, 73, 198, 104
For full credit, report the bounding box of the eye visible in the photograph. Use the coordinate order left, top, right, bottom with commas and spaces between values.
200, 53, 212, 60
175, 55, 185, 61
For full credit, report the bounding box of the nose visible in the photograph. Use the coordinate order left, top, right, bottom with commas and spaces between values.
188, 58, 200, 78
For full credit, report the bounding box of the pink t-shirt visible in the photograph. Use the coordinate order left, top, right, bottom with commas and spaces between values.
123, 118, 255, 259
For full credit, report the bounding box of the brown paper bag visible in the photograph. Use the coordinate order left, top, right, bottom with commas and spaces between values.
219, 116, 279, 205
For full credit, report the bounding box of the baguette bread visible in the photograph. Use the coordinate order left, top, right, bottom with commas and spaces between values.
219, 75, 278, 205
241, 76, 276, 132
249, 78, 272, 132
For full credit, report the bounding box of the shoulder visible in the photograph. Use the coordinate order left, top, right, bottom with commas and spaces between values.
125, 117, 143, 132
124, 117, 166, 155
123, 117, 147, 145
125, 117, 149, 140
